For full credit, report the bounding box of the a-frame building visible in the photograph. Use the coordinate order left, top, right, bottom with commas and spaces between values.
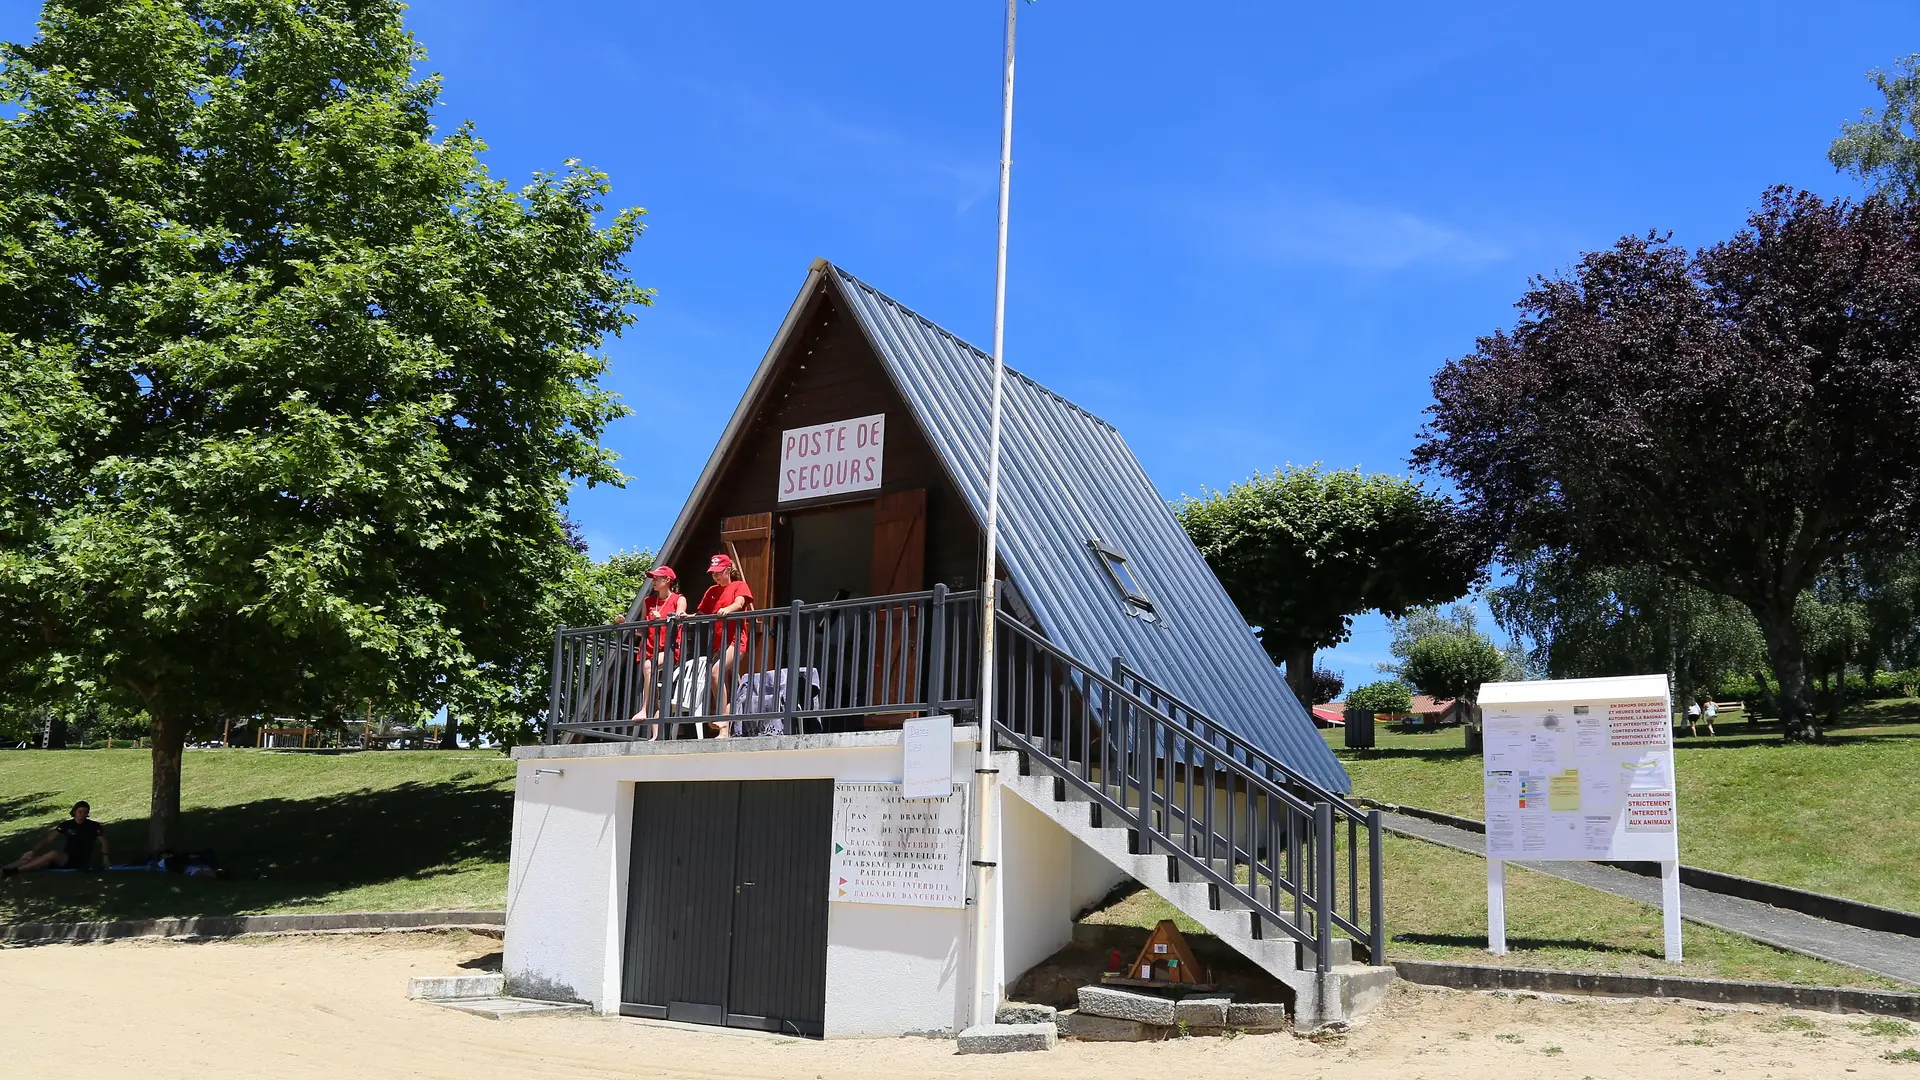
506, 261, 1390, 1041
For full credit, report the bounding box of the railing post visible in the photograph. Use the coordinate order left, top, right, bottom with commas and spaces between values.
546, 631, 565, 744
1315, 801, 1335, 973
928, 584, 948, 715
1367, 809, 1386, 965
786, 600, 803, 732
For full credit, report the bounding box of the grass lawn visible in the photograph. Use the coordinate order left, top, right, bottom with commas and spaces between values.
1082, 833, 1909, 990
1326, 698, 1920, 915
0, 749, 513, 923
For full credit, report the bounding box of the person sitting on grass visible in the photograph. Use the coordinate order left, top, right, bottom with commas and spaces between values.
2, 801, 108, 878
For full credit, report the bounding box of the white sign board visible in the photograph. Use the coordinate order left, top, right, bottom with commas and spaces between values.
900, 714, 954, 799
1478, 674, 1681, 961
778, 413, 885, 503
830, 781, 967, 908
1481, 697, 1679, 863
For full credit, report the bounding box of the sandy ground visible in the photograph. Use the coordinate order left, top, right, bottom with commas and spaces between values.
3, 932, 1916, 1080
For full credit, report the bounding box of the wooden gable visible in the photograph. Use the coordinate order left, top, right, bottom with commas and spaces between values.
660, 283, 981, 605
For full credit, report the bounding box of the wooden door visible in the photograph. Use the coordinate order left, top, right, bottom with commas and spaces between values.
867, 490, 926, 728
720, 512, 774, 609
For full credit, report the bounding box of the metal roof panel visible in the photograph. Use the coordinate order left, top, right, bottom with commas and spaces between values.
827, 265, 1350, 792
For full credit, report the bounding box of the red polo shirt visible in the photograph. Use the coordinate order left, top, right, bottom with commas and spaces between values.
697, 580, 754, 651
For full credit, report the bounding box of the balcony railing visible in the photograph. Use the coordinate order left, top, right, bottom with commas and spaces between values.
547, 586, 979, 742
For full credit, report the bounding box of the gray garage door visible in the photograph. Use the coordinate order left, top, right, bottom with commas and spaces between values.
620, 779, 833, 1037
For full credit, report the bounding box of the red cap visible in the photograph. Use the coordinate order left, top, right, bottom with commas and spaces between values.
708, 553, 734, 573
646, 565, 675, 581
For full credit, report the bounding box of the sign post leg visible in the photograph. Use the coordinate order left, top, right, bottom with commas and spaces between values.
1487, 858, 1507, 955
1661, 860, 1683, 962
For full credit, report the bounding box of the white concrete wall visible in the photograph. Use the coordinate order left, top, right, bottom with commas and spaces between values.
507, 729, 1087, 1038
1068, 834, 1130, 917
998, 794, 1073, 990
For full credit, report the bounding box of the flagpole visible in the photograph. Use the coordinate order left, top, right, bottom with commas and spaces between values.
968, 0, 1018, 1033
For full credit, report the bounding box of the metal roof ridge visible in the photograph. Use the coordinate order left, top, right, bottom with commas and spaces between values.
825, 263, 1120, 434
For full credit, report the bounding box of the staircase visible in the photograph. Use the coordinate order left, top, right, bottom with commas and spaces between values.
990, 616, 1396, 1030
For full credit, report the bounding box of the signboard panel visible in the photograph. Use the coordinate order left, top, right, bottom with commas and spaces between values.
900, 714, 954, 799
829, 781, 967, 908
1482, 696, 1679, 863
778, 413, 885, 503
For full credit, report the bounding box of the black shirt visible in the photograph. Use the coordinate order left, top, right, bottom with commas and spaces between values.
55, 819, 103, 869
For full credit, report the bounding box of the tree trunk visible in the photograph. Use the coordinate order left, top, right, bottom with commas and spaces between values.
440, 710, 459, 750
43, 711, 67, 749
148, 710, 188, 853
1284, 646, 1315, 709
1752, 602, 1818, 742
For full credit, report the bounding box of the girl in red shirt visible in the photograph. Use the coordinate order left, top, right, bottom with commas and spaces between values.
697, 553, 753, 735
632, 566, 685, 726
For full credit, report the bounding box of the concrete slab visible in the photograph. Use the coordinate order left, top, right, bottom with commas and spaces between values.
1224, 1001, 1289, 1031
1076, 985, 1177, 1026
408, 974, 505, 1000
956, 1022, 1056, 1054
425, 998, 591, 1021
1054, 1010, 1170, 1042
1171, 995, 1231, 1027
996, 1003, 1058, 1026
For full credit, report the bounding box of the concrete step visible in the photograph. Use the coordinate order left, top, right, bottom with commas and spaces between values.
408, 973, 505, 1000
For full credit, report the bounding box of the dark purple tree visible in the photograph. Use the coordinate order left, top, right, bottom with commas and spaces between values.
1415, 188, 1920, 740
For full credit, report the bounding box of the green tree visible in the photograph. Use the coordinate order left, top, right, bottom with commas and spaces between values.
447, 546, 655, 747
0, 1, 646, 849
1400, 633, 1509, 707
1489, 549, 1765, 706
1415, 191, 1920, 740
1831, 55, 1920, 199
1175, 465, 1488, 706
1344, 679, 1411, 717
1383, 601, 1524, 681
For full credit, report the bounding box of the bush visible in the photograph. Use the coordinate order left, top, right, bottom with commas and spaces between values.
1310, 666, 1345, 705
1346, 680, 1413, 717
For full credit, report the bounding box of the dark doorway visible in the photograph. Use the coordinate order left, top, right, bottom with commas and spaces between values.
785, 503, 874, 605
620, 779, 834, 1037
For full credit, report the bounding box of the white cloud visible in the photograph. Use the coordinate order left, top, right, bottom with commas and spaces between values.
1209, 190, 1509, 271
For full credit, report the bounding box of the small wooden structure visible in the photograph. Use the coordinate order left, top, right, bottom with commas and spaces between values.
1102, 919, 1214, 991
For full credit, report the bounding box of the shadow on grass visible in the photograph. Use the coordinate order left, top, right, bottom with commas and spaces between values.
0, 777, 511, 924
1341, 746, 1480, 762
1394, 931, 1664, 960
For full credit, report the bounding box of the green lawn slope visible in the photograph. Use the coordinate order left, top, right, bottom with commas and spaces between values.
0, 749, 512, 923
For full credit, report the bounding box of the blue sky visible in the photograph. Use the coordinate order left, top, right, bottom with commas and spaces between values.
3, 1, 1910, 687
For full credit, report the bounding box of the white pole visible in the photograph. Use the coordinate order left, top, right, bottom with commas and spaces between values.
1487, 858, 1508, 955
968, 0, 1018, 1032
1661, 860, 1683, 962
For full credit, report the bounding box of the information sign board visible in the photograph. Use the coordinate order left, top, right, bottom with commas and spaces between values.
1477, 674, 1682, 962
829, 782, 968, 908
1482, 697, 1679, 863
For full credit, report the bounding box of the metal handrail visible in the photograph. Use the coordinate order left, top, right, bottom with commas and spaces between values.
1115, 658, 1386, 963
1115, 661, 1365, 815
991, 614, 1362, 966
